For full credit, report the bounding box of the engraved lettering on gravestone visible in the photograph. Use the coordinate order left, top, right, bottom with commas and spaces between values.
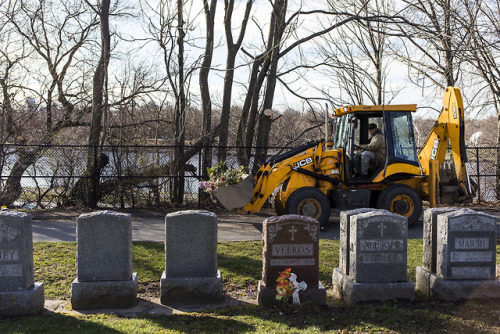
288, 226, 297, 241
0, 264, 22, 276
0, 250, 19, 261
270, 258, 315, 266
272, 244, 313, 256
451, 267, 491, 279
450, 251, 492, 262
361, 239, 403, 251
450, 218, 484, 231
359, 253, 404, 264
379, 223, 386, 237
455, 238, 489, 249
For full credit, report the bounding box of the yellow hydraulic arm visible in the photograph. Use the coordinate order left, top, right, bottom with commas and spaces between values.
237, 141, 336, 214
417, 87, 475, 204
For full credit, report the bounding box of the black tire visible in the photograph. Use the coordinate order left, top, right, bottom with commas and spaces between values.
285, 187, 331, 227
376, 184, 422, 226
271, 186, 286, 216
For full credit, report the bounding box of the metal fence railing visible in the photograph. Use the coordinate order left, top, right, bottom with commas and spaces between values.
0, 144, 288, 209
0, 143, 498, 209
466, 146, 498, 203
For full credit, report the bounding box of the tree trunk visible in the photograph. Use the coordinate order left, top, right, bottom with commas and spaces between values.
496, 107, 500, 200
253, 0, 287, 172
200, 0, 216, 178
219, 0, 253, 164
173, 0, 186, 204
0, 147, 44, 206
87, 0, 111, 208
236, 56, 264, 166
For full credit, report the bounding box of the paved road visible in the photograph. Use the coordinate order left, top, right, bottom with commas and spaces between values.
31, 207, 500, 242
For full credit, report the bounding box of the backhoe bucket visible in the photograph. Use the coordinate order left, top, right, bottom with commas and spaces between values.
213, 175, 255, 211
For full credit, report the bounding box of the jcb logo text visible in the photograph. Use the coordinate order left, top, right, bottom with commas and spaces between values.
293, 157, 313, 169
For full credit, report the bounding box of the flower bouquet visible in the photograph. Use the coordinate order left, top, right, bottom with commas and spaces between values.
198, 161, 246, 195
275, 268, 296, 302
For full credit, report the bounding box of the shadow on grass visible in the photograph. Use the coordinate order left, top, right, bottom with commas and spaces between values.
0, 313, 122, 334
211, 299, 497, 333
132, 242, 165, 281
217, 253, 262, 283
143, 313, 255, 333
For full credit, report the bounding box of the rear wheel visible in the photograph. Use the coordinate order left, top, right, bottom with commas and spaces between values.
376, 184, 422, 226
285, 187, 331, 227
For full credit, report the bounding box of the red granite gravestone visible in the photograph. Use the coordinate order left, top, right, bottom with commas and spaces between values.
258, 215, 326, 306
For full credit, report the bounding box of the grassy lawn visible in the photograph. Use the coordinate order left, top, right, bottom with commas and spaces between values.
0, 239, 498, 333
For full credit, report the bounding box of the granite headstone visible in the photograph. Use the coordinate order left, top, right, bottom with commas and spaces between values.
160, 210, 223, 304
71, 211, 138, 309
416, 208, 500, 301
0, 210, 44, 315
339, 208, 380, 277
422, 207, 458, 273
436, 209, 496, 280
332, 210, 414, 304
258, 214, 326, 306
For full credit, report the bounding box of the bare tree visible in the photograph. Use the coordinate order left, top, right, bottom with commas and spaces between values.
459, 0, 500, 199
236, 1, 409, 170
83, 0, 112, 207
0, 0, 98, 206
142, 0, 214, 203
392, 0, 468, 90
316, 0, 399, 105
199, 0, 217, 179
217, 0, 253, 164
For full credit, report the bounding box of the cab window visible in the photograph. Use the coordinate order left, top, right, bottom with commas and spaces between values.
332, 115, 350, 149
390, 112, 418, 163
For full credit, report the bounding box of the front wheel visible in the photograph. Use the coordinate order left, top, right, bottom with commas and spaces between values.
376, 184, 422, 226
271, 186, 286, 216
285, 187, 331, 227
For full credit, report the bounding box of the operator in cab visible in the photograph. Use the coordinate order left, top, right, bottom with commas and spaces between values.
354, 123, 386, 179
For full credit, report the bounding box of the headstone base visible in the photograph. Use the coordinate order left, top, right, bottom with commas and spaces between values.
0, 283, 44, 316
257, 280, 326, 307
160, 270, 224, 305
71, 273, 138, 309
332, 268, 414, 305
416, 266, 500, 302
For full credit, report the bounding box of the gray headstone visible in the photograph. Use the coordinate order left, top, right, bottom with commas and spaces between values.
76, 210, 132, 282
422, 207, 458, 273
165, 210, 218, 278
339, 208, 382, 276
350, 211, 408, 283
0, 210, 44, 315
332, 209, 414, 304
161, 210, 223, 304
0, 210, 34, 291
436, 209, 497, 280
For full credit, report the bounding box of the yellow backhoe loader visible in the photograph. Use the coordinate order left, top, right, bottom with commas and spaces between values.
214, 87, 476, 226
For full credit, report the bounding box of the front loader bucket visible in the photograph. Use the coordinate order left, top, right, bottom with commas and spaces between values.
213, 175, 255, 210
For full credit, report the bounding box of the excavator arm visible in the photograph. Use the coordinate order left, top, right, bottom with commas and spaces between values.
418, 87, 476, 205
214, 140, 339, 213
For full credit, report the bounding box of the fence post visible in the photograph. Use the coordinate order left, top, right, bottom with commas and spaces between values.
92, 145, 98, 208
475, 147, 481, 203
198, 147, 202, 209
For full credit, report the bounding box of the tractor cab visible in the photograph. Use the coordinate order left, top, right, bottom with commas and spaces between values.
331, 105, 420, 183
